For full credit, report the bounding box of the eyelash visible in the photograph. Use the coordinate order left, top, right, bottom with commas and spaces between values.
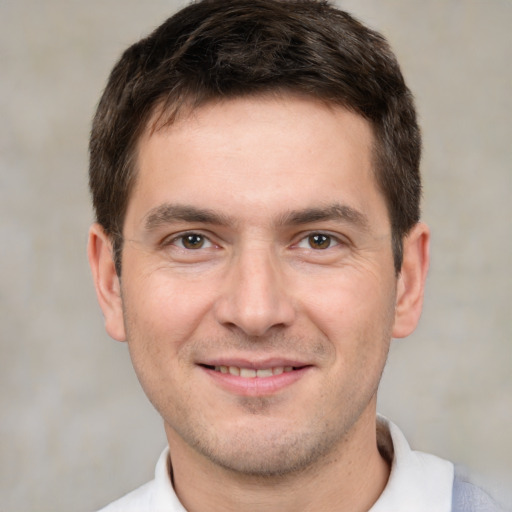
165, 232, 215, 250
295, 233, 343, 250
164, 231, 344, 251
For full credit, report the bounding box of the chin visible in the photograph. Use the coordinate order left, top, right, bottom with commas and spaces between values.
184, 417, 346, 478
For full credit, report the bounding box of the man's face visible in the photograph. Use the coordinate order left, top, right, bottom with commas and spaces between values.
93, 96, 422, 476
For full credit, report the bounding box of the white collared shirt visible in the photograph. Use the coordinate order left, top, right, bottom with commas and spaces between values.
97, 416, 454, 512
370, 416, 453, 511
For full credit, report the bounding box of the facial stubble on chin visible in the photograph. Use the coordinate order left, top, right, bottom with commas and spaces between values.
169, 370, 384, 480
175, 403, 348, 479
183, 395, 379, 480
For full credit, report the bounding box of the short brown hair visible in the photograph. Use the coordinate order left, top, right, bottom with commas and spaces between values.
89, 0, 421, 274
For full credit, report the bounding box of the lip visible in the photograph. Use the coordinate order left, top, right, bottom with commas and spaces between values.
199, 357, 311, 369
197, 357, 313, 396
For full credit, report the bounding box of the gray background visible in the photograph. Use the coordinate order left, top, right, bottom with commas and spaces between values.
1, 1, 510, 510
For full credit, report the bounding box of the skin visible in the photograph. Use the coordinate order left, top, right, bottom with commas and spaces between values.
89, 95, 429, 512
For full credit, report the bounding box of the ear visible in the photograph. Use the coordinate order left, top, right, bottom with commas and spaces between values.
392, 222, 430, 339
87, 223, 126, 342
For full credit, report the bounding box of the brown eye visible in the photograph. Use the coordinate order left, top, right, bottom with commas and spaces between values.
181, 234, 206, 249
308, 234, 331, 249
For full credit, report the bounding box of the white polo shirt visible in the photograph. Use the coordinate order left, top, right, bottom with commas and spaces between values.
97, 416, 454, 512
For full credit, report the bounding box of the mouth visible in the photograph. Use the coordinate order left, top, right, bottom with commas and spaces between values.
200, 364, 305, 379
198, 362, 312, 396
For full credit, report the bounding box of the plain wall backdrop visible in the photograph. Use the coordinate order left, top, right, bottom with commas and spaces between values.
1, 1, 510, 510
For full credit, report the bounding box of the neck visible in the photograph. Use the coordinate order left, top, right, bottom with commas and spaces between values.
166, 410, 390, 512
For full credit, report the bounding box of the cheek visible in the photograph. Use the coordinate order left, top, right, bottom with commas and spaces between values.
123, 269, 218, 348
120, 277, 201, 414
304, 273, 394, 389
298, 268, 396, 331
295, 267, 396, 383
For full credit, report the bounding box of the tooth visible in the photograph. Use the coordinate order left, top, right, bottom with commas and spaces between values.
221, 366, 295, 377
256, 368, 273, 378
240, 368, 256, 378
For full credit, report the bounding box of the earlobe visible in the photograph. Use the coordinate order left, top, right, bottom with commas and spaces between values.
87, 223, 127, 342
392, 222, 430, 339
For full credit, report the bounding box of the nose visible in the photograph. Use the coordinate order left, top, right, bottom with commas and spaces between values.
213, 247, 296, 337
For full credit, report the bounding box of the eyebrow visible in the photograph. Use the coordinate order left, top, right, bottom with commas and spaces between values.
143, 202, 369, 232
144, 204, 233, 231
279, 203, 370, 230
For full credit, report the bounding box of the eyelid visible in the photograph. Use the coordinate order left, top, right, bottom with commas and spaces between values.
158, 229, 348, 250
293, 231, 347, 249
162, 230, 218, 249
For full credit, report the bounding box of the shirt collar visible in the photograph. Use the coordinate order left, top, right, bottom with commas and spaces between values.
369, 415, 454, 511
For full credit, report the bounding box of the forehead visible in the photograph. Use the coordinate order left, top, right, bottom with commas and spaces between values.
127, 96, 384, 230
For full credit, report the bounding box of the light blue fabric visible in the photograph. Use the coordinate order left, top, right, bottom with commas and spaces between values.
452, 467, 507, 512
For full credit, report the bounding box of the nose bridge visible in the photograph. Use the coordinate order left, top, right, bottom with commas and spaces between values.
215, 242, 295, 336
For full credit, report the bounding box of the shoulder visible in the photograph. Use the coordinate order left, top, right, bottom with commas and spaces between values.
95, 447, 185, 512
96, 480, 157, 512
452, 468, 507, 512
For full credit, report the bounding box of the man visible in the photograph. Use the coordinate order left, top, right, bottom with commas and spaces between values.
87, 1, 503, 510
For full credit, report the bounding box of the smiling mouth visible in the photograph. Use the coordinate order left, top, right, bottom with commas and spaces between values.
201, 364, 306, 379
